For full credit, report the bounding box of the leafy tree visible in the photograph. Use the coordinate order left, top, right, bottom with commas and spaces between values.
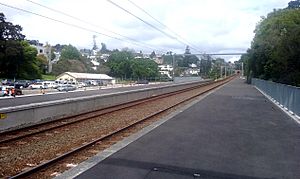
60, 44, 81, 60
17, 41, 41, 79
95, 64, 111, 74
106, 51, 134, 78
36, 54, 48, 74
162, 53, 173, 65
106, 50, 159, 79
184, 46, 191, 54
0, 13, 25, 41
100, 43, 109, 53
288, 0, 300, 8
150, 51, 156, 59
245, 6, 300, 86
0, 13, 42, 79
199, 55, 212, 77
131, 59, 159, 79
53, 44, 66, 52
52, 59, 87, 76
0, 13, 24, 78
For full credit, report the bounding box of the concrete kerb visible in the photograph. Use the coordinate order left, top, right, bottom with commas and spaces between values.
254, 86, 300, 125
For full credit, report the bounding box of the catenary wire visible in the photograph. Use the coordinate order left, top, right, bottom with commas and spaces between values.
106, 0, 178, 40
24, 0, 166, 53
0, 2, 166, 53
127, 0, 203, 53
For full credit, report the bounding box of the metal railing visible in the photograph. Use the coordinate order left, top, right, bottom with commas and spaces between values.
252, 78, 300, 118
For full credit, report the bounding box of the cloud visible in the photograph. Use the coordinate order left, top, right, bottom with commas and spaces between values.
0, 0, 291, 58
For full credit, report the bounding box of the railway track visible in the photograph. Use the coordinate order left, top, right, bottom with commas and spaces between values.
0, 77, 233, 178
0, 80, 212, 144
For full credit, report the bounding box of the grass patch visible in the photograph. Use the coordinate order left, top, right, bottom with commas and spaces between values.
42, 74, 56, 81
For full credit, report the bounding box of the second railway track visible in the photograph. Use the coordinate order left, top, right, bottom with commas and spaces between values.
0, 77, 234, 178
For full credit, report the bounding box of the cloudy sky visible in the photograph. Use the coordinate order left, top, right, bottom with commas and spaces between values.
0, 0, 290, 61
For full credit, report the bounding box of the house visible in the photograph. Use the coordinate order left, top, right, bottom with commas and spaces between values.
56, 72, 114, 85
28, 40, 45, 55
158, 64, 173, 78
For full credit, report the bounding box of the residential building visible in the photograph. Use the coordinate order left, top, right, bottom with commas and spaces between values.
56, 72, 114, 85
158, 64, 173, 78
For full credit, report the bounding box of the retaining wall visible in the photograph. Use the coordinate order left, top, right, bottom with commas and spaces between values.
0, 80, 211, 132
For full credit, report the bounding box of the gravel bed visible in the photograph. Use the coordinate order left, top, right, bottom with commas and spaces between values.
0, 80, 227, 178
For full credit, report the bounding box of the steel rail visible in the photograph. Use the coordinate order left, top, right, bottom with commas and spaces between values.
10, 77, 233, 179
0, 81, 214, 144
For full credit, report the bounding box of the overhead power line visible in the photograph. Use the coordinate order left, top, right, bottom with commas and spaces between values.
106, 0, 178, 40
126, 0, 203, 53
0, 2, 165, 53
24, 0, 165, 53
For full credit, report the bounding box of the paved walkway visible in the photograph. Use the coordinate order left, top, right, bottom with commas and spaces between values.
64, 78, 300, 179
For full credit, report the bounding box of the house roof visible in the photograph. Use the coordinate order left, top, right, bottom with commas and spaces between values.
58, 72, 113, 80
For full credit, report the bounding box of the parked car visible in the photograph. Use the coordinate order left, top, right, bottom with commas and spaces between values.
14, 80, 30, 88
1, 79, 14, 86
0, 86, 8, 96
57, 85, 76, 91
43, 81, 58, 89
29, 82, 48, 89
77, 82, 88, 88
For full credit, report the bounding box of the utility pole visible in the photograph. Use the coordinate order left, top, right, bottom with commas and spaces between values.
45, 42, 52, 73
225, 64, 227, 78
172, 53, 175, 82
241, 62, 244, 76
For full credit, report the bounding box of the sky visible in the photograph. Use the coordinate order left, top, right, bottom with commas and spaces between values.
0, 0, 291, 62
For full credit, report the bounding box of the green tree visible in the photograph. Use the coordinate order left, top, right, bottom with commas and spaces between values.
199, 55, 212, 77
245, 5, 300, 86
17, 41, 41, 79
131, 59, 159, 79
60, 44, 81, 60
100, 43, 110, 53
106, 51, 134, 78
106, 50, 159, 79
150, 51, 156, 59
288, 0, 300, 8
36, 54, 48, 74
0, 13, 25, 78
52, 59, 87, 76
0, 13, 42, 79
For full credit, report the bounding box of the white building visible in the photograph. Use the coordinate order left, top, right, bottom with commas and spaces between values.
56, 72, 114, 85
158, 64, 173, 78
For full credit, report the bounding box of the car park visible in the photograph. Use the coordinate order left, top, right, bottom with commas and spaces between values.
29, 82, 48, 89
57, 84, 76, 91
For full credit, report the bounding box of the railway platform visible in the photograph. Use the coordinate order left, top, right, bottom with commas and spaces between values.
58, 78, 300, 179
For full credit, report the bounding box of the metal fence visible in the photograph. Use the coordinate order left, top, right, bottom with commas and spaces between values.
252, 78, 300, 118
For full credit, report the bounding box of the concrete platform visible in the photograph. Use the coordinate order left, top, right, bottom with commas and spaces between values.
59, 78, 300, 179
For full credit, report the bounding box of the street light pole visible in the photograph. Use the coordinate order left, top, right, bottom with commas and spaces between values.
241, 62, 244, 76
220, 66, 222, 79
225, 64, 227, 78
